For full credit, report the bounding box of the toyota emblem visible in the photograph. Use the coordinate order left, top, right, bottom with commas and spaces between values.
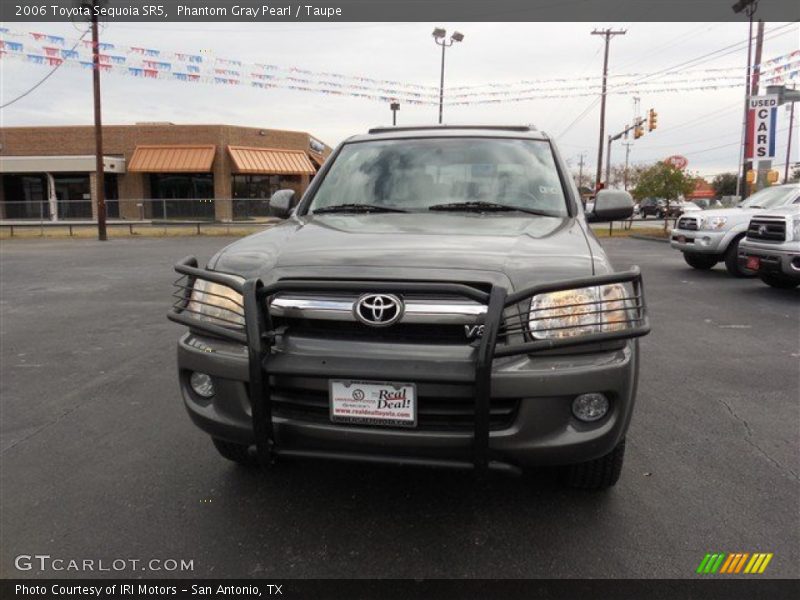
354, 293, 404, 327
757, 224, 769, 236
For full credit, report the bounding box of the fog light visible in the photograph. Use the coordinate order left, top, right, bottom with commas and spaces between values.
572, 393, 609, 422
189, 372, 215, 398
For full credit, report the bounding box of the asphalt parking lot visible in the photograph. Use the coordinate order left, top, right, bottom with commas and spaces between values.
1, 235, 797, 579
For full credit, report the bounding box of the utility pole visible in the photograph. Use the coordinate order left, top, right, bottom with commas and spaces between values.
591, 28, 626, 189
751, 20, 765, 96
784, 87, 795, 183
751, 21, 771, 192
91, 0, 107, 241
606, 118, 645, 188
577, 153, 586, 189
766, 84, 800, 184
623, 142, 633, 190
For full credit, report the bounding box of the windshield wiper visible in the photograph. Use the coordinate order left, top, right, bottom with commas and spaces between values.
312, 203, 407, 214
428, 201, 557, 217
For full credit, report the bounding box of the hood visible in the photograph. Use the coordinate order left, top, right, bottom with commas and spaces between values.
211, 213, 595, 290
683, 207, 761, 226
751, 205, 800, 218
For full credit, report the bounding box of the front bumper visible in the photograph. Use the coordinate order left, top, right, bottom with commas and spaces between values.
670, 228, 727, 254
169, 258, 650, 474
738, 239, 800, 279
178, 332, 640, 469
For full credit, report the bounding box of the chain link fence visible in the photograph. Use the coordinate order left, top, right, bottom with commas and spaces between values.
0, 197, 280, 222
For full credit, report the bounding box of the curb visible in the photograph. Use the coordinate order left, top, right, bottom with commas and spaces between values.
629, 234, 670, 244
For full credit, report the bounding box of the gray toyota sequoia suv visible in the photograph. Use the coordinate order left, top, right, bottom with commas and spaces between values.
168, 125, 650, 490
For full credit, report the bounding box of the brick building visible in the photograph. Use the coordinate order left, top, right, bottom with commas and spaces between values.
0, 123, 331, 221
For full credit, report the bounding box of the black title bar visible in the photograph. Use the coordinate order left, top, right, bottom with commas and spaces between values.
2, 0, 799, 22
3, 579, 800, 600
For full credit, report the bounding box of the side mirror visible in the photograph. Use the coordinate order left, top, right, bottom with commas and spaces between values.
590, 189, 634, 222
268, 189, 295, 219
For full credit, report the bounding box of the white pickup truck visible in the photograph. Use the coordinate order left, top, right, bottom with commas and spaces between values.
670, 183, 800, 277
738, 204, 800, 289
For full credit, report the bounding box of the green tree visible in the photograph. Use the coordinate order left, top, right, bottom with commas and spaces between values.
609, 163, 647, 190
632, 162, 696, 231
711, 172, 738, 197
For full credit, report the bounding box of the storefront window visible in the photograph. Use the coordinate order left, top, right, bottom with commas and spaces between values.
1, 174, 49, 219
232, 174, 300, 219
105, 174, 119, 218
54, 173, 91, 219
149, 173, 214, 219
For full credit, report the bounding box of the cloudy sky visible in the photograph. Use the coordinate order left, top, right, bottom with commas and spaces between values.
2, 20, 798, 179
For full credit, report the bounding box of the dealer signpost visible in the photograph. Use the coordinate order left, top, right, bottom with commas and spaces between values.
745, 94, 778, 192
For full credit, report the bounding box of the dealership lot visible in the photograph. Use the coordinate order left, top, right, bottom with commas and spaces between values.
0, 236, 797, 579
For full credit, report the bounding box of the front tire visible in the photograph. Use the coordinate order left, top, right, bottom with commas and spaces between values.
724, 236, 756, 278
212, 438, 258, 466
684, 252, 718, 270
759, 273, 799, 289
561, 439, 626, 490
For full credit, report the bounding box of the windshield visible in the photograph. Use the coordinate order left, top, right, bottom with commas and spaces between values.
740, 186, 799, 208
307, 138, 569, 216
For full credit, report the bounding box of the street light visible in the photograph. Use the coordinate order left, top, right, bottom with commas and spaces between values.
733, 0, 759, 198
432, 27, 464, 124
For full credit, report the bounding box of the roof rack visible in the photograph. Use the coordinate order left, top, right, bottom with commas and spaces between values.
367, 124, 536, 135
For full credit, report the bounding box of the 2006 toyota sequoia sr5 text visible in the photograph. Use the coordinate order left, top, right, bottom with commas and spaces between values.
168, 125, 650, 490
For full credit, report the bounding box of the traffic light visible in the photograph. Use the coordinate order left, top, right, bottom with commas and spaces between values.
648, 108, 658, 131
634, 119, 644, 139
746, 169, 756, 184
767, 170, 779, 184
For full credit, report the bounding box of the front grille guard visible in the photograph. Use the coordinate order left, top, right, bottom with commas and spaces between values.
168, 256, 650, 475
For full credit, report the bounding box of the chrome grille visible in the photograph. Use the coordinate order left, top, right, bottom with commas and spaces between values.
269, 293, 486, 325
677, 217, 698, 231
747, 218, 786, 242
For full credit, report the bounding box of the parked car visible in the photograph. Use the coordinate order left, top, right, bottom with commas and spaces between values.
168, 125, 651, 490
692, 198, 721, 210
680, 201, 703, 215
669, 183, 800, 277
738, 204, 800, 289
638, 197, 665, 218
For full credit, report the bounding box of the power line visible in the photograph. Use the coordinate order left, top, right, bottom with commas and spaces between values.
607, 22, 798, 95
557, 96, 602, 138
1, 28, 91, 109
555, 25, 796, 141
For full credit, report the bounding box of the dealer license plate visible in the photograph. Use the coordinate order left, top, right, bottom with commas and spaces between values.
329, 380, 417, 428
746, 256, 760, 271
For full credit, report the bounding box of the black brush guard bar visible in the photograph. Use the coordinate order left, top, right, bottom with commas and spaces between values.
168, 256, 650, 475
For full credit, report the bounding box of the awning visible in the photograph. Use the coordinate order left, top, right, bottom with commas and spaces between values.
228, 146, 316, 175
128, 145, 215, 173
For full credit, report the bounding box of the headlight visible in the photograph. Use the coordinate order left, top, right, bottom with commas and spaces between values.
793, 216, 800, 241
186, 278, 244, 328
529, 283, 631, 339
700, 216, 727, 230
